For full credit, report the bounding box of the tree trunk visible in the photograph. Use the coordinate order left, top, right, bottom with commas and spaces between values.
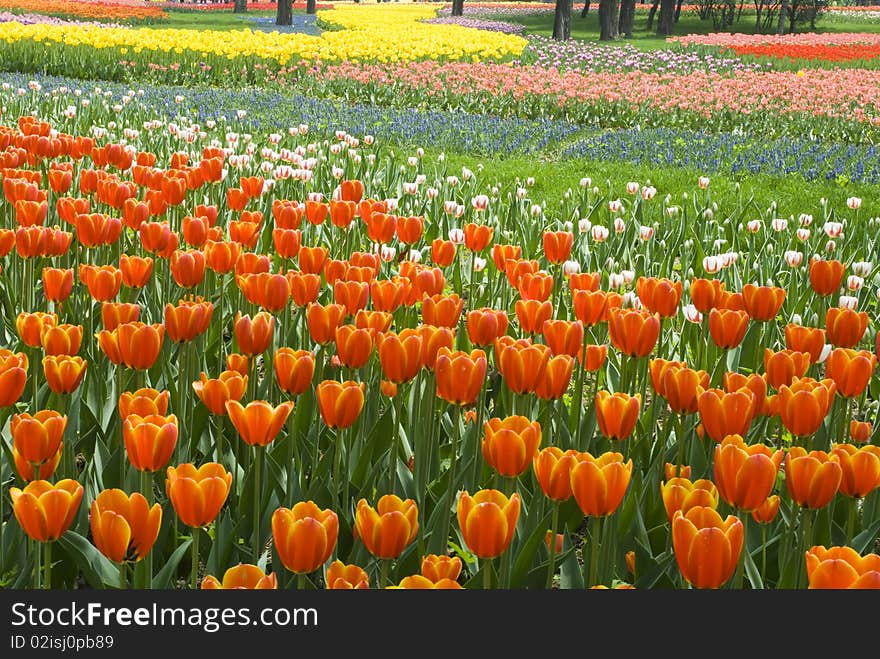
451, 0, 465, 16
599, 0, 620, 40
233, 0, 247, 13
674, 0, 683, 21
553, 0, 572, 40
777, 0, 788, 33
276, 0, 292, 25
306, 0, 317, 14
657, 0, 675, 34
789, 0, 797, 32
618, 0, 636, 36
754, 3, 762, 32
581, 0, 591, 17
646, 0, 660, 30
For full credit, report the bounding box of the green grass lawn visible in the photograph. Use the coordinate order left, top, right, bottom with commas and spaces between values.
140, 7, 283, 30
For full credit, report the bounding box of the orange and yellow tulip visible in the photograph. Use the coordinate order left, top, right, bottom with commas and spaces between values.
272, 501, 339, 574
661, 477, 719, 522
274, 348, 315, 396
123, 414, 178, 472
201, 564, 278, 589
325, 561, 369, 589
316, 380, 365, 429
495, 340, 551, 395
542, 230, 573, 265
636, 277, 682, 318
422, 293, 464, 329
481, 416, 542, 478
79, 264, 123, 302
40, 323, 82, 356
533, 447, 579, 501
166, 462, 232, 527
119, 254, 154, 288
751, 495, 781, 524
421, 554, 463, 583
785, 324, 827, 363
11, 410, 66, 472
785, 447, 842, 509
741, 284, 786, 322
535, 354, 574, 400
690, 278, 725, 313
435, 348, 487, 406
514, 299, 553, 336
0, 350, 28, 407
90, 489, 162, 563
10, 479, 83, 542
355, 495, 418, 559
764, 349, 811, 390
334, 325, 375, 370
101, 302, 141, 331
42, 267, 74, 303
608, 308, 661, 357
17, 311, 57, 348
225, 400, 294, 447
662, 365, 709, 415
850, 420, 872, 444
809, 259, 845, 297
696, 388, 755, 443
777, 378, 836, 437
97, 322, 165, 370
389, 575, 463, 589
164, 298, 214, 343
466, 308, 509, 347
830, 444, 880, 499
805, 546, 880, 589
377, 330, 423, 384
119, 388, 169, 419
192, 371, 247, 416
595, 391, 641, 441
542, 319, 583, 358
714, 434, 784, 511
307, 303, 346, 345
464, 223, 493, 252
234, 312, 274, 356
570, 452, 633, 517
672, 507, 743, 589
825, 348, 876, 398
457, 489, 521, 559
43, 355, 87, 394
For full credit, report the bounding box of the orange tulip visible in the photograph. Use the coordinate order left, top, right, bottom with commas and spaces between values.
723, 372, 767, 421
101, 302, 141, 332
595, 391, 641, 441
636, 277, 682, 318
416, 325, 455, 370
785, 447, 842, 509
809, 259, 845, 297
709, 308, 749, 349
43, 355, 87, 394
608, 308, 660, 357
98, 322, 165, 370
79, 263, 123, 302
830, 444, 880, 499
421, 554, 462, 583
741, 284, 786, 322
11, 410, 66, 473
119, 254, 154, 288
535, 354, 574, 400
272, 501, 339, 574
306, 303, 346, 345
285, 272, 319, 308
850, 420, 872, 444
13, 445, 61, 482
661, 477, 719, 522
672, 507, 743, 589
192, 371, 247, 416
365, 212, 396, 244
316, 380, 365, 429
463, 308, 507, 347
805, 546, 880, 589
166, 462, 232, 527
751, 495, 781, 524
366, 278, 407, 314
355, 495, 418, 559
377, 330, 423, 384
203, 240, 241, 275
355, 310, 392, 334
389, 575, 463, 589
481, 416, 542, 477
89, 489, 162, 563
0, 350, 28, 407
9, 479, 83, 542
123, 414, 178, 472
689, 278, 725, 313
492, 244, 521, 272
325, 560, 369, 589
225, 400, 294, 447
696, 388, 755, 443
431, 238, 456, 267
17, 311, 57, 348
764, 349, 811, 390
42, 267, 73, 303
504, 258, 539, 289
825, 348, 876, 397
201, 564, 278, 589
435, 348, 487, 406
662, 365, 709, 414
570, 452, 633, 517
334, 325, 374, 370
517, 271, 554, 302
665, 463, 692, 481
714, 434, 784, 511
514, 299, 553, 335
405, 264, 445, 303
238, 272, 291, 314
496, 341, 551, 395
457, 489, 521, 559
333, 280, 370, 317
169, 249, 206, 289
396, 214, 424, 244
422, 293, 464, 329
234, 312, 274, 356
533, 447, 579, 501
542, 319, 583, 358
40, 323, 82, 356
777, 378, 836, 437
464, 223, 493, 252
826, 307, 869, 349
542, 230, 573, 265
273, 348, 314, 397
297, 245, 329, 275
119, 388, 169, 419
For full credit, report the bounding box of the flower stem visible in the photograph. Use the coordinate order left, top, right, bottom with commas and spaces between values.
483, 558, 492, 590
438, 405, 461, 556
191, 527, 200, 589
141, 469, 153, 588
44, 540, 52, 590
587, 515, 603, 588
545, 502, 560, 590
252, 446, 263, 562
